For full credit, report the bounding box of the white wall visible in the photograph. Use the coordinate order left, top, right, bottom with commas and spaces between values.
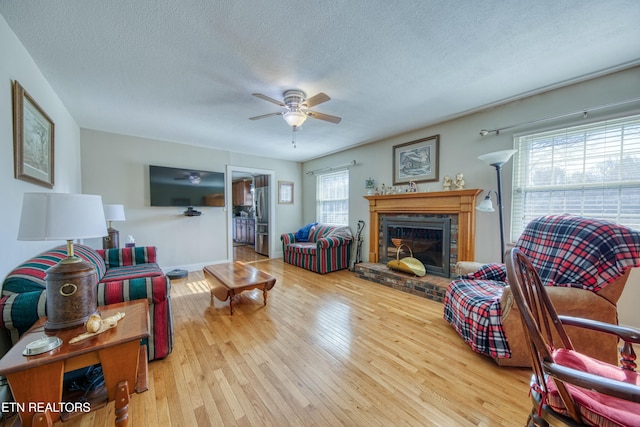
0, 16, 83, 282
80, 129, 302, 271
302, 66, 640, 328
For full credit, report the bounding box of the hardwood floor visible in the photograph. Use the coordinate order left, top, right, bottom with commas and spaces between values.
55, 251, 532, 426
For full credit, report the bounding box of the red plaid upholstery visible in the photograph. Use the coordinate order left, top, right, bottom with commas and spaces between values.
444, 215, 640, 359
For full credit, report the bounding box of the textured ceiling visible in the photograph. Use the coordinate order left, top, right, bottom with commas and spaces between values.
2, 1, 639, 161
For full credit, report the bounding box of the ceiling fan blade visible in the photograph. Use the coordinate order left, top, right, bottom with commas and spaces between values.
304, 92, 330, 108
249, 112, 284, 120
252, 93, 285, 107
305, 110, 342, 124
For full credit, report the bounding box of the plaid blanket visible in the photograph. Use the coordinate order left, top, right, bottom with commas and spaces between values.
443, 214, 640, 359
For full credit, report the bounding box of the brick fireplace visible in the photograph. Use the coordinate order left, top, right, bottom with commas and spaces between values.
355, 189, 481, 301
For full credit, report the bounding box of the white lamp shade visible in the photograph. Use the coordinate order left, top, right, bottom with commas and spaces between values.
103, 204, 126, 222
476, 196, 496, 212
283, 111, 307, 127
478, 149, 517, 166
18, 193, 108, 241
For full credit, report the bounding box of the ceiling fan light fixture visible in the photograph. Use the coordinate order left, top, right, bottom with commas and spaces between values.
283, 110, 307, 127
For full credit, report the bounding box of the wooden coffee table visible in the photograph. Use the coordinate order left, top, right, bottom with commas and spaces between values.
203, 262, 276, 314
0, 300, 149, 427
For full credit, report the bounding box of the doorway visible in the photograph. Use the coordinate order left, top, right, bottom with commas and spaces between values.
226, 165, 275, 263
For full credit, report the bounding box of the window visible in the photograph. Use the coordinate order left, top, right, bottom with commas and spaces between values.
316, 169, 349, 225
511, 114, 640, 240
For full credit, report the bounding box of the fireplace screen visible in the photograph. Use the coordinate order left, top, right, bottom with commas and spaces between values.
381, 217, 451, 277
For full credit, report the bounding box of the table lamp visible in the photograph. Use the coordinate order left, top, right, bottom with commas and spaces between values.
102, 204, 126, 249
18, 193, 107, 330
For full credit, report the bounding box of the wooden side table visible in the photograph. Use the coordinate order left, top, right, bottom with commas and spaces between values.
0, 300, 150, 427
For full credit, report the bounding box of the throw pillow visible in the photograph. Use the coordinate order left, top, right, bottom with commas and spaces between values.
295, 222, 318, 242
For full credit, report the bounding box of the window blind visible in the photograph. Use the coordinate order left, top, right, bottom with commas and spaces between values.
511, 114, 640, 240
316, 169, 349, 225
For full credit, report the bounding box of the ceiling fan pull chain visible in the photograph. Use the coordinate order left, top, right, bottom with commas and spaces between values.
291, 126, 297, 148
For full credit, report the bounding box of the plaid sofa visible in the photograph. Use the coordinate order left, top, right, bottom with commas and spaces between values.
0, 244, 173, 361
443, 215, 640, 367
281, 224, 353, 274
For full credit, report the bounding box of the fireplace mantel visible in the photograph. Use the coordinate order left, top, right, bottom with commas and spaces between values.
364, 189, 482, 263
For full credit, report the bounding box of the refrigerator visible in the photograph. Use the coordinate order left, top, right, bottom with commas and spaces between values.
254, 183, 269, 256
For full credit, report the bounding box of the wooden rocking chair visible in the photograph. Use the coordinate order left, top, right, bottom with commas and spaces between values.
505, 248, 640, 426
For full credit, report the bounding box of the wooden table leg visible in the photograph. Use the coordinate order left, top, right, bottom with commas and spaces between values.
263, 287, 268, 306
229, 291, 234, 315
115, 380, 130, 427
6, 360, 64, 426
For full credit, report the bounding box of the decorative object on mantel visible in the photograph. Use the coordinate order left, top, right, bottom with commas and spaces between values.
393, 134, 440, 185
386, 244, 426, 277
12, 80, 55, 188
408, 181, 418, 192
69, 312, 126, 344
454, 173, 465, 190
365, 177, 375, 195
442, 175, 452, 191
477, 149, 517, 262
18, 193, 107, 330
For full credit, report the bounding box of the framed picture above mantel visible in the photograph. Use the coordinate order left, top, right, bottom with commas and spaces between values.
12, 80, 55, 188
392, 134, 439, 185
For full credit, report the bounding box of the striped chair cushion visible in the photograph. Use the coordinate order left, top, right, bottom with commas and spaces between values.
101, 263, 164, 282
2, 244, 106, 294
286, 242, 317, 255
97, 246, 158, 267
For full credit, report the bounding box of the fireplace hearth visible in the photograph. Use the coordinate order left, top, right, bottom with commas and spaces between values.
360, 190, 481, 300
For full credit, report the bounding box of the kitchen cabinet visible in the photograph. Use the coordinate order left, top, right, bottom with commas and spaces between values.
232, 180, 253, 206
254, 175, 269, 188
233, 218, 255, 245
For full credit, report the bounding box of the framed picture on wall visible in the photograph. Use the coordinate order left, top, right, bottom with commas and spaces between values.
278, 181, 294, 204
392, 134, 439, 185
13, 80, 55, 188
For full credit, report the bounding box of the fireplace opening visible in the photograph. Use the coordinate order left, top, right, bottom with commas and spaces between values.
381, 217, 451, 277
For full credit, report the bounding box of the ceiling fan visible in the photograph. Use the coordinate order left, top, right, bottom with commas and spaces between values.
249, 89, 342, 127
175, 172, 201, 184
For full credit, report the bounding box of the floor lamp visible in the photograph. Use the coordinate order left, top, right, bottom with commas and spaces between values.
477, 149, 517, 263
18, 193, 107, 330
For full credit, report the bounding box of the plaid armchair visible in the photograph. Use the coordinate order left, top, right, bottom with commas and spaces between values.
443, 215, 640, 367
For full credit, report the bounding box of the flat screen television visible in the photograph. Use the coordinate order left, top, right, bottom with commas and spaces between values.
149, 165, 225, 207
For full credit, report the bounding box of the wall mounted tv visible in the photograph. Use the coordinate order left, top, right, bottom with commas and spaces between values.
149, 165, 225, 207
